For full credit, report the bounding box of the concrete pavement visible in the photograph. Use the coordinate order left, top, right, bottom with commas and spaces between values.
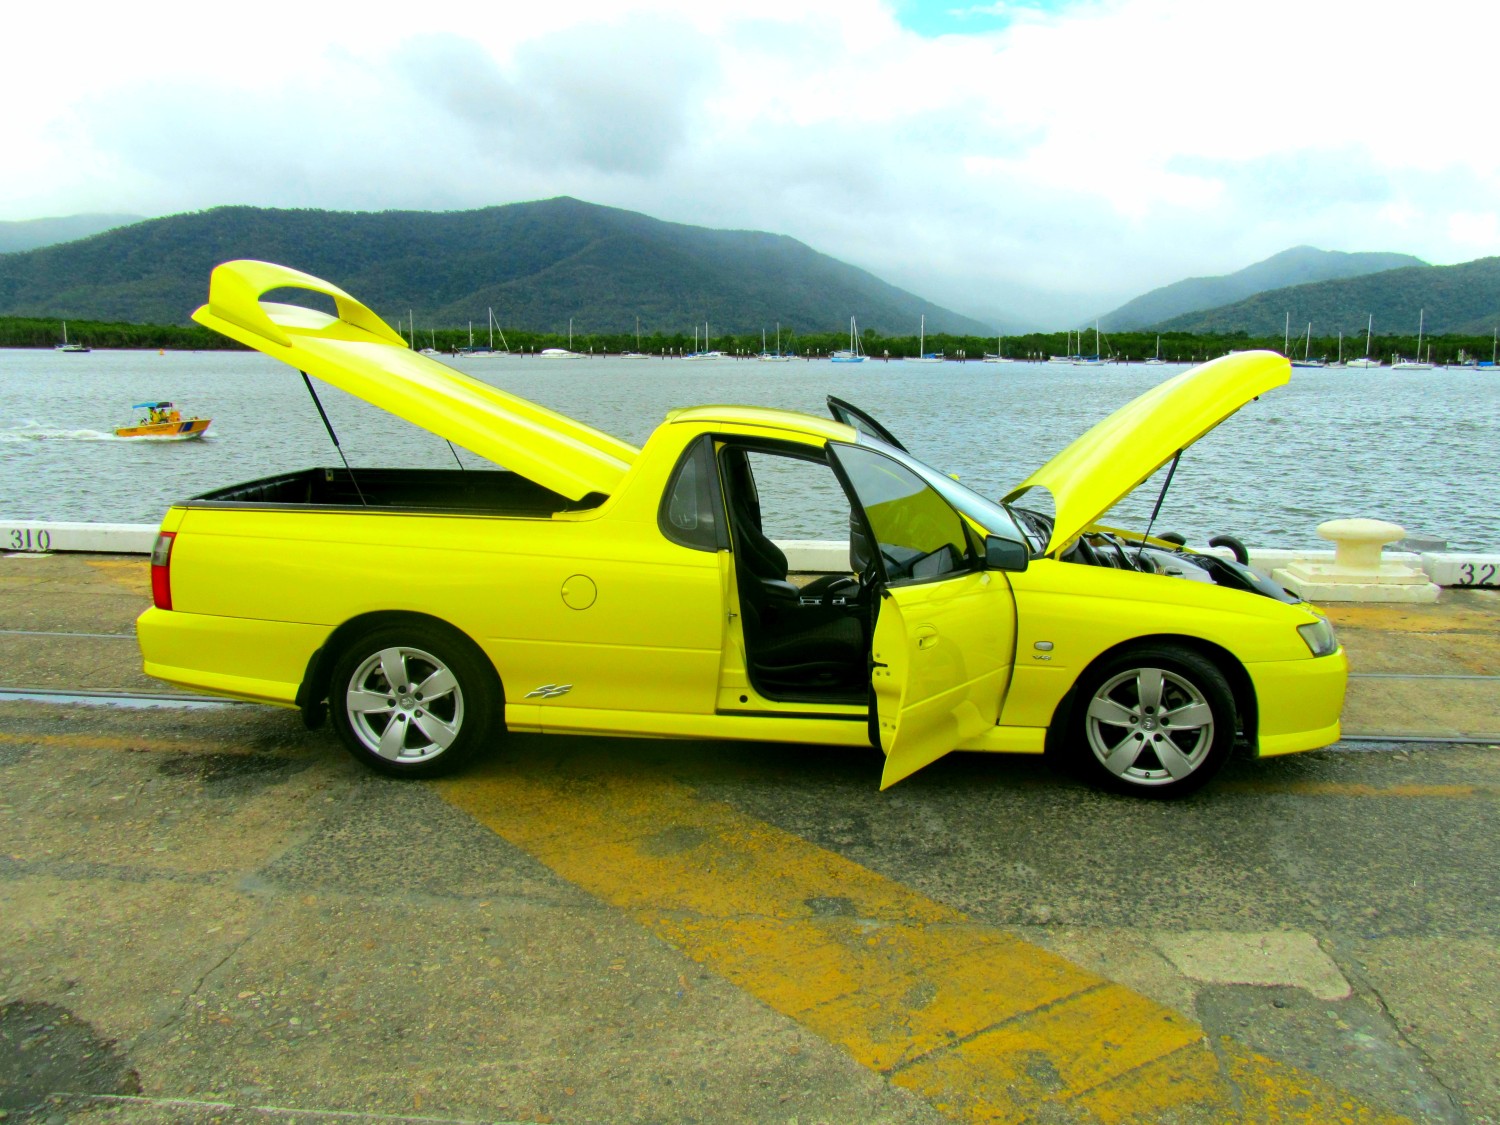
1, 553, 1497, 1123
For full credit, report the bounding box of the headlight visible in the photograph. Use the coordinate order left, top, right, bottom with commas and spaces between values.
1297, 616, 1338, 657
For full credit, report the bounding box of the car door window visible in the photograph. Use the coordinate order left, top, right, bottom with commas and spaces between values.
742, 450, 853, 541
830, 444, 973, 583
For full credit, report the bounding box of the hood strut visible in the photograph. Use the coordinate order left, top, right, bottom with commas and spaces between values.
1134, 449, 1182, 563
302, 371, 368, 507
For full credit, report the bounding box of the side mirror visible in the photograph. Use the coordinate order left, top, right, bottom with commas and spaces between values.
984, 536, 1030, 573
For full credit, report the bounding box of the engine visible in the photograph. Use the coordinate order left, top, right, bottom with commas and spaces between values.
1013, 508, 1300, 604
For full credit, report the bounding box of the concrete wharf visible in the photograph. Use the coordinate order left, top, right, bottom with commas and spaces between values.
2, 551, 1497, 1124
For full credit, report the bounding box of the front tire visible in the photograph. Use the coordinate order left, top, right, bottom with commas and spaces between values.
328, 623, 501, 778
1071, 646, 1235, 798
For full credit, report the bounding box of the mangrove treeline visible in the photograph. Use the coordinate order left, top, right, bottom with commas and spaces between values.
4, 315, 1496, 366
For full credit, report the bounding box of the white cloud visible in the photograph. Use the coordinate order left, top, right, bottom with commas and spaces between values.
2, 0, 1496, 327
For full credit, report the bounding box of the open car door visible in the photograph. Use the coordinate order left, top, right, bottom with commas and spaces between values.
828, 443, 1016, 788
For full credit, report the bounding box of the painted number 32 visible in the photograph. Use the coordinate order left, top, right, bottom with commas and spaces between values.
1458, 562, 1498, 586
6, 528, 51, 551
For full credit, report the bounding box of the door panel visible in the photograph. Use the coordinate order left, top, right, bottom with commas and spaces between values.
873, 571, 1015, 788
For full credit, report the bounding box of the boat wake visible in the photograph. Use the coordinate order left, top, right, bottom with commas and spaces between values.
1, 422, 213, 443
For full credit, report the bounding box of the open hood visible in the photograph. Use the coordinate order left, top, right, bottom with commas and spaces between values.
192, 260, 638, 501
1004, 351, 1290, 555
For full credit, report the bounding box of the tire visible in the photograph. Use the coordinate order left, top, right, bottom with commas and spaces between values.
1070, 645, 1235, 798
328, 622, 501, 779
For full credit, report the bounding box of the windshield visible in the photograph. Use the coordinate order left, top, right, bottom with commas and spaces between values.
853, 433, 1029, 548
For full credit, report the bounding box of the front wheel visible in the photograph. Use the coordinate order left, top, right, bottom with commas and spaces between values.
328, 623, 501, 778
1071, 646, 1235, 798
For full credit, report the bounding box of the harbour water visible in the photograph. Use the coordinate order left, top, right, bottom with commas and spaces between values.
2, 348, 1496, 551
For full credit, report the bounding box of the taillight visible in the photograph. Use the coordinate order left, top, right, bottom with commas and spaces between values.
150, 531, 175, 610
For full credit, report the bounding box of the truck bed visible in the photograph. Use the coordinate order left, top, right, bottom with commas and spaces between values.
186, 467, 604, 516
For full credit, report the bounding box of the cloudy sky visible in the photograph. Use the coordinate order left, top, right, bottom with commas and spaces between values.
4, 0, 1495, 327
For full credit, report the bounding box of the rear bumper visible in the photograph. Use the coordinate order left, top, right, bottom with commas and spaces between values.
1248, 647, 1349, 758
137, 607, 329, 707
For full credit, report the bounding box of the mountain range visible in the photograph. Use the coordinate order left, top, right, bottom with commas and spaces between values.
1097, 246, 1427, 331
1152, 257, 1500, 337
0, 199, 989, 336
3, 202, 1492, 338
0, 213, 142, 255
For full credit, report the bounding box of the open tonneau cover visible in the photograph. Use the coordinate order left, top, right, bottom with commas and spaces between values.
192, 260, 638, 502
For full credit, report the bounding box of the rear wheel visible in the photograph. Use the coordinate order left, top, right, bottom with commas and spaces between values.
328, 623, 500, 778
1071, 646, 1235, 797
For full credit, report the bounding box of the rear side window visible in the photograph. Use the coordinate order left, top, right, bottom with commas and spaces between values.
660, 435, 725, 551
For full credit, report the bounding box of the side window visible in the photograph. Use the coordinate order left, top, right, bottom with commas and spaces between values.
831, 444, 972, 583
742, 451, 853, 541
659, 435, 724, 551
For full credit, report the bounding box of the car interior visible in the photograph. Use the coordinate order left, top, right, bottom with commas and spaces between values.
719, 445, 872, 704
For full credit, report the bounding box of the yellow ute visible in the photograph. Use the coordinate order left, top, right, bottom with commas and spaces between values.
137, 259, 1346, 796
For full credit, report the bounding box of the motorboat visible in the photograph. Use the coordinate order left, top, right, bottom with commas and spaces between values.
114, 401, 211, 440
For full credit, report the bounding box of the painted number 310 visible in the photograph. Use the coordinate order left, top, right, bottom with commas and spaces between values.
1458, 562, 1498, 586
6, 528, 51, 551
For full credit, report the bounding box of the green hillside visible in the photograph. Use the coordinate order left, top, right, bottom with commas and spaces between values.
0, 213, 143, 255
1098, 246, 1426, 331
0, 199, 988, 337
1153, 257, 1500, 337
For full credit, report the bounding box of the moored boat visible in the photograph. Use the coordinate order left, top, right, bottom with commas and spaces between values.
114, 402, 211, 440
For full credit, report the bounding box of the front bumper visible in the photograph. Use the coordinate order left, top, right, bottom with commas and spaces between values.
1248, 646, 1349, 757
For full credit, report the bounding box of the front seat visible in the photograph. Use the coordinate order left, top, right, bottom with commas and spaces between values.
723, 451, 865, 697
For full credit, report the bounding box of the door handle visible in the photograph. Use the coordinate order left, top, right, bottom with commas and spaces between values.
915, 625, 939, 650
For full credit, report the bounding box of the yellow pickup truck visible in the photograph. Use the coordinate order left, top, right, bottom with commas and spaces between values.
137, 260, 1346, 796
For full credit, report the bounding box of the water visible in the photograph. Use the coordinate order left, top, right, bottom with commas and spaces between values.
2, 348, 1496, 551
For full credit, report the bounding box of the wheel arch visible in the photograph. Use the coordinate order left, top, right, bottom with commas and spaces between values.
1045, 633, 1258, 756
297, 611, 506, 729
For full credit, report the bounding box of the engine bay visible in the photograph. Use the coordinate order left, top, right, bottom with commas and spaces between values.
1010, 507, 1301, 604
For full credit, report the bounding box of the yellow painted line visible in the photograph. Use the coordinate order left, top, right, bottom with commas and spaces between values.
436, 759, 1410, 1124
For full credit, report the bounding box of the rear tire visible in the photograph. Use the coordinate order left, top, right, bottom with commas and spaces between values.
328, 622, 501, 778
1070, 645, 1235, 798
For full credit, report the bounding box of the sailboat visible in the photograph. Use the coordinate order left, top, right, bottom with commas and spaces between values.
910, 313, 943, 363
982, 333, 1014, 363
684, 321, 727, 360
1048, 330, 1076, 363
1073, 321, 1106, 365
1144, 334, 1166, 366
830, 316, 866, 362
539, 316, 582, 358
758, 323, 792, 362
619, 316, 651, 359
55, 321, 90, 353
461, 308, 509, 358
1391, 309, 1434, 370
1345, 314, 1381, 368
1290, 323, 1326, 368
1327, 331, 1345, 370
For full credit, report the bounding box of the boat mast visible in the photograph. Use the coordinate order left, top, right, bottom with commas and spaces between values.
1284, 311, 1290, 356
1304, 323, 1312, 360
1365, 314, 1373, 360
